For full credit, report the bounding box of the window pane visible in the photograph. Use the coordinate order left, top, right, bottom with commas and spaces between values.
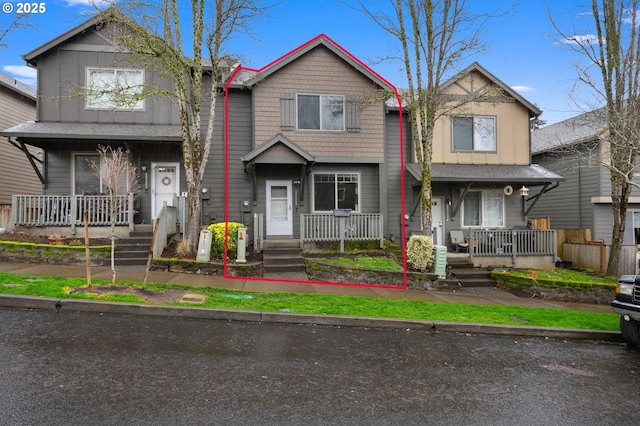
314, 174, 335, 210
474, 117, 496, 151
117, 70, 144, 109
337, 173, 358, 210
88, 70, 115, 108
322, 96, 344, 131
298, 95, 320, 129
453, 117, 473, 150
463, 192, 481, 226
75, 155, 101, 195
483, 191, 504, 227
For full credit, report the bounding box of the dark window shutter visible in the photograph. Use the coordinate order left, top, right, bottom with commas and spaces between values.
281, 93, 295, 130
346, 96, 360, 132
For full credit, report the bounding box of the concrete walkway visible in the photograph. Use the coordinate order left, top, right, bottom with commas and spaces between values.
0, 261, 621, 342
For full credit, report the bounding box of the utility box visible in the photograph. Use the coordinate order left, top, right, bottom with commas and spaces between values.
236, 227, 247, 263
196, 230, 212, 262
432, 245, 447, 279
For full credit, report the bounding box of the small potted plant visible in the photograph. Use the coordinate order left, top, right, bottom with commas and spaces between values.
48, 234, 68, 245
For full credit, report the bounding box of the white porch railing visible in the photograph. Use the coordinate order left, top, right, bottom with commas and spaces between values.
12, 194, 136, 232
300, 213, 384, 248
469, 229, 557, 259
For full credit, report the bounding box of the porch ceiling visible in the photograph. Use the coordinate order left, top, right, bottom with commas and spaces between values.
0, 122, 182, 141
406, 163, 564, 184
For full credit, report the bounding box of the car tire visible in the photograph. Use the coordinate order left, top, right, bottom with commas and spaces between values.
620, 316, 640, 347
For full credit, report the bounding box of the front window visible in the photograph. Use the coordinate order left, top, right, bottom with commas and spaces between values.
313, 173, 359, 211
462, 190, 504, 227
634, 212, 640, 245
298, 94, 344, 131
87, 68, 144, 110
452, 116, 496, 151
73, 152, 131, 195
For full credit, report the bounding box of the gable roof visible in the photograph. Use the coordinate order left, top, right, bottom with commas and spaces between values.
531, 109, 607, 155
240, 34, 395, 92
22, 8, 120, 66
0, 71, 36, 100
241, 133, 315, 164
441, 62, 542, 118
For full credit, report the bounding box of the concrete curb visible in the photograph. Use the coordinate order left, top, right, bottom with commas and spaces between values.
0, 294, 622, 342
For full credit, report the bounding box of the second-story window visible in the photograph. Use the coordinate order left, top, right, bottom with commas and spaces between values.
87, 68, 144, 110
297, 94, 344, 131
452, 116, 496, 151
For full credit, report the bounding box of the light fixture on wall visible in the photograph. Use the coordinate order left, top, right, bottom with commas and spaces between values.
141, 163, 148, 191
518, 185, 529, 197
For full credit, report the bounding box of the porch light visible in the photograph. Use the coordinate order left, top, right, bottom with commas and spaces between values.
518, 185, 529, 197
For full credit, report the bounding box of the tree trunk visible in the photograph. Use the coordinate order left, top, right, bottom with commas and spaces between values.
184, 180, 203, 256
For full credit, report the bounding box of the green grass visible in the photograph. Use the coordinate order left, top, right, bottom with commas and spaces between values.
0, 271, 619, 331
315, 256, 404, 271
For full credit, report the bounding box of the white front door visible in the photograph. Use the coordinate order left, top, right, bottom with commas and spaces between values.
266, 180, 292, 236
432, 197, 443, 246
152, 163, 179, 219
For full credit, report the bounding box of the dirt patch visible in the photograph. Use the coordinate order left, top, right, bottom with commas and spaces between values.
70, 285, 186, 304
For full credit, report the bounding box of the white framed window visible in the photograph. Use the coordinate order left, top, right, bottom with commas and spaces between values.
462, 189, 504, 228
313, 172, 359, 212
297, 94, 344, 131
72, 152, 131, 195
633, 211, 640, 245
87, 68, 144, 110
452, 116, 496, 151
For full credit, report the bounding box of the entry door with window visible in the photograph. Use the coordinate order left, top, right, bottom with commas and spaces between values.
152, 164, 179, 219
266, 180, 292, 236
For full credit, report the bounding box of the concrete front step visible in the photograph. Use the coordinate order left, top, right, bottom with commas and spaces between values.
263, 263, 307, 274
263, 239, 307, 278
450, 267, 496, 288
263, 239, 299, 249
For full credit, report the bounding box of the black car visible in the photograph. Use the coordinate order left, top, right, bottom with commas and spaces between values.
611, 275, 640, 346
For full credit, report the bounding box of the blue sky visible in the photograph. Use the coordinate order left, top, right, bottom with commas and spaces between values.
0, 0, 605, 125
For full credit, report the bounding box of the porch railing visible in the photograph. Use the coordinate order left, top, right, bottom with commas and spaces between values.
300, 213, 384, 248
12, 194, 135, 232
469, 229, 557, 259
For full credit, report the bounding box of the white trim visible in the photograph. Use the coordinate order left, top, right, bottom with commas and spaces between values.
296, 93, 345, 131
451, 115, 497, 153
86, 67, 145, 110
311, 171, 361, 213
151, 162, 180, 219
460, 188, 505, 228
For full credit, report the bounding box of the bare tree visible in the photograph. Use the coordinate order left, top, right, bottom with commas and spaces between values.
359, 0, 504, 235
0, 12, 29, 49
90, 145, 140, 284
553, 0, 640, 275
99, 0, 264, 255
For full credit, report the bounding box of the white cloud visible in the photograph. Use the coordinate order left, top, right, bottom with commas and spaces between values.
64, 0, 114, 7
512, 85, 533, 93
2, 65, 37, 87
556, 34, 602, 46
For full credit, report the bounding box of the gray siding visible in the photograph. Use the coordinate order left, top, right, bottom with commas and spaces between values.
202, 88, 253, 226
530, 149, 599, 230
386, 110, 411, 240
0, 84, 39, 203
36, 29, 178, 125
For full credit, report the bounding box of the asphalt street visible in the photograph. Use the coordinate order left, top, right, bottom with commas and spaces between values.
1, 307, 639, 425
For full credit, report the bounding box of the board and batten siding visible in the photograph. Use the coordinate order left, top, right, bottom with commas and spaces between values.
0, 84, 39, 204
252, 45, 385, 160
35, 33, 178, 125
432, 71, 531, 166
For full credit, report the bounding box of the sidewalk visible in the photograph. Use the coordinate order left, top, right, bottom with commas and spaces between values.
0, 262, 620, 341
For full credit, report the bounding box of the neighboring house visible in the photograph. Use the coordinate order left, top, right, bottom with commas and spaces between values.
404, 63, 564, 249
1, 10, 563, 269
0, 11, 402, 245
0, 71, 40, 228
530, 110, 640, 245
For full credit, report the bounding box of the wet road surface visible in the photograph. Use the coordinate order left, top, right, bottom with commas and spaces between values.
1, 307, 639, 425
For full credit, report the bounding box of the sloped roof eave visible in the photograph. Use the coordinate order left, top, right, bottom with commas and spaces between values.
406, 163, 564, 184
